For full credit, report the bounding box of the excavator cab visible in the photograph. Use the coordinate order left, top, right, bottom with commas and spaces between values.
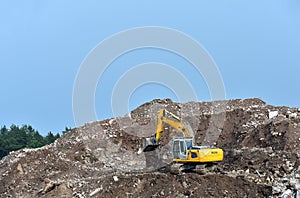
172, 137, 193, 160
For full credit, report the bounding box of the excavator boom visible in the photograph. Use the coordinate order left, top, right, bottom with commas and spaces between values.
142, 109, 192, 152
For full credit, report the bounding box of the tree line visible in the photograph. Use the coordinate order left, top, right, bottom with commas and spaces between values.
0, 124, 71, 159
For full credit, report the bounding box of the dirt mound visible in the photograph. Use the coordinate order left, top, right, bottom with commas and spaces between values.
0, 98, 299, 197
90, 172, 271, 198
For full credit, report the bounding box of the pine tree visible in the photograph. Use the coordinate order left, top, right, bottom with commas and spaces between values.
0, 124, 62, 159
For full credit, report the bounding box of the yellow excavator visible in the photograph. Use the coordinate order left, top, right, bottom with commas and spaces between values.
142, 109, 223, 171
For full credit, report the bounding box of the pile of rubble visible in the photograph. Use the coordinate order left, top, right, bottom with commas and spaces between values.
0, 98, 299, 197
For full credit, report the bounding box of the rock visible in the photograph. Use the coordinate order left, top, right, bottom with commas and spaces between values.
272, 186, 282, 194
269, 111, 278, 119
115, 157, 121, 161
289, 113, 297, 119
17, 163, 24, 175
113, 176, 119, 182
182, 181, 188, 189
44, 178, 51, 184
90, 188, 101, 196
245, 169, 250, 175
281, 189, 294, 197
109, 119, 115, 125
66, 182, 73, 189
237, 170, 245, 175
43, 179, 57, 194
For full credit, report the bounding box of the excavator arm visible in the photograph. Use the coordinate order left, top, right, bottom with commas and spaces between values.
142, 109, 192, 152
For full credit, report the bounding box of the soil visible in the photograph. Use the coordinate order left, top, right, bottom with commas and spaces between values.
0, 98, 299, 197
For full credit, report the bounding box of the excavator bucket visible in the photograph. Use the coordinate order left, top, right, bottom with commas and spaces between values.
142, 136, 159, 152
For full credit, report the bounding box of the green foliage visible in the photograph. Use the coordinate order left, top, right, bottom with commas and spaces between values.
62, 127, 72, 134
0, 124, 63, 159
45, 131, 56, 144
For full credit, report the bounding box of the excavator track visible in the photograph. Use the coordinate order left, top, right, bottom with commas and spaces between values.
165, 163, 218, 175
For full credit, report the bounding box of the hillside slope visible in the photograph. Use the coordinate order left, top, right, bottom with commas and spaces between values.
0, 98, 299, 197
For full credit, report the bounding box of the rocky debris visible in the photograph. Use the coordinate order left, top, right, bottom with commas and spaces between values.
40, 178, 62, 195
269, 111, 279, 119
84, 172, 271, 198
0, 98, 299, 197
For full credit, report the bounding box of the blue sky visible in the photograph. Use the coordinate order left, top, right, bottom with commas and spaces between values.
1, 1, 300, 135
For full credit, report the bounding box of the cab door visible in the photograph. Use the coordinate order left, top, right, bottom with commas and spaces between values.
172, 139, 188, 160
172, 140, 180, 159
179, 140, 188, 160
